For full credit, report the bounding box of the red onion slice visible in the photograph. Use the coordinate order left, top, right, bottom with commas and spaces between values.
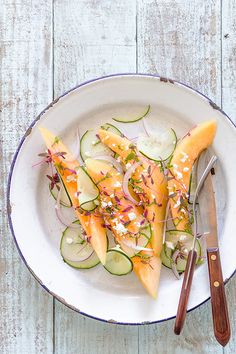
142, 118, 150, 136
93, 155, 123, 174
171, 262, 181, 280
55, 187, 81, 229
121, 239, 153, 252
122, 162, 141, 205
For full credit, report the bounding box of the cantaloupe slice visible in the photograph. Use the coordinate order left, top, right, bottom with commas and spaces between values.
39, 127, 107, 264
98, 129, 168, 256
168, 120, 217, 231
85, 158, 144, 236
132, 244, 162, 299
89, 214, 107, 265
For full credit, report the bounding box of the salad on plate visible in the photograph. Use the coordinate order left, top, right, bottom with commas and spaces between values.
36, 106, 217, 298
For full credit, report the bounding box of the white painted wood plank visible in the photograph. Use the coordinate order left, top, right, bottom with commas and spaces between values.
138, 0, 221, 105
53, 1, 138, 353
137, 1, 224, 353
222, 1, 236, 353
0, 1, 53, 353
54, 0, 136, 96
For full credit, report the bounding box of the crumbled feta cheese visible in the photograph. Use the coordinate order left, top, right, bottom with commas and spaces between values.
126, 163, 132, 169
128, 212, 136, 221
101, 201, 108, 208
180, 208, 187, 214
91, 141, 96, 145
113, 223, 127, 234
114, 181, 121, 188
112, 143, 116, 147
110, 194, 114, 198
107, 201, 112, 207
166, 241, 175, 250
66, 175, 76, 183
173, 141, 176, 144
180, 157, 187, 163
173, 163, 178, 168
125, 146, 129, 150
183, 167, 189, 172
151, 194, 156, 199
173, 200, 181, 208
176, 171, 183, 180
66, 237, 73, 244
179, 235, 187, 241
169, 192, 175, 197
116, 156, 121, 163
135, 222, 141, 227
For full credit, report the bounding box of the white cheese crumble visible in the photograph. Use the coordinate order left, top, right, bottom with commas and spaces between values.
110, 194, 114, 198
128, 212, 136, 221
112, 143, 116, 147
173, 163, 178, 168
101, 201, 108, 208
114, 181, 121, 188
126, 163, 132, 169
179, 235, 187, 241
166, 241, 175, 250
113, 223, 127, 234
173, 200, 181, 208
92, 141, 96, 145
66, 237, 73, 244
176, 171, 183, 180
107, 201, 112, 207
183, 167, 189, 172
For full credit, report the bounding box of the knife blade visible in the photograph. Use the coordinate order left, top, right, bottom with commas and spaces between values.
198, 151, 231, 346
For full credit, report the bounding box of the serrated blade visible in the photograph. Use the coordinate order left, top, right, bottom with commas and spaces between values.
197, 151, 218, 250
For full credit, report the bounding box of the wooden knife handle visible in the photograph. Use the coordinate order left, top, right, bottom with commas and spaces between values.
174, 249, 197, 335
207, 249, 230, 346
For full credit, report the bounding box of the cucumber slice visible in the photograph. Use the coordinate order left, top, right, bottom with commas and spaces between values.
104, 248, 133, 275
112, 105, 150, 123
60, 223, 93, 262
62, 220, 84, 245
49, 179, 72, 207
120, 224, 152, 257
77, 167, 99, 211
100, 123, 123, 136
161, 230, 201, 272
64, 252, 100, 269
80, 129, 113, 161
137, 128, 177, 161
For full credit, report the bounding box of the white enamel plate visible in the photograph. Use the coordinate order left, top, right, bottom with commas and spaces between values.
8, 74, 236, 324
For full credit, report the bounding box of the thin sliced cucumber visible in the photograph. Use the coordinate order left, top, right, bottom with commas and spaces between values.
49, 179, 72, 207
137, 128, 177, 162
161, 230, 201, 272
60, 222, 92, 262
120, 224, 152, 257
80, 129, 113, 161
112, 105, 150, 123
104, 248, 133, 275
100, 123, 123, 136
64, 252, 100, 269
77, 167, 99, 211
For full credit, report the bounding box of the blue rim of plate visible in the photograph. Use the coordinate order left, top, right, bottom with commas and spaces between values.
7, 73, 236, 325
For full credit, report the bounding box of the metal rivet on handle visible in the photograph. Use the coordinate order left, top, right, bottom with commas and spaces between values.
211, 255, 216, 261
214, 281, 220, 287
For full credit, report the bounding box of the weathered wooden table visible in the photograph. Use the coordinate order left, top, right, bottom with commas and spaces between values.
1, 1, 236, 353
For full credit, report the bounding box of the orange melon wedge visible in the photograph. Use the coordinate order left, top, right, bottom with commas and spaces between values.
168, 120, 217, 231
85, 158, 144, 236
98, 129, 167, 256
39, 127, 107, 264
132, 244, 162, 299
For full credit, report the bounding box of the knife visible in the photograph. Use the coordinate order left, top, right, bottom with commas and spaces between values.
198, 151, 231, 346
